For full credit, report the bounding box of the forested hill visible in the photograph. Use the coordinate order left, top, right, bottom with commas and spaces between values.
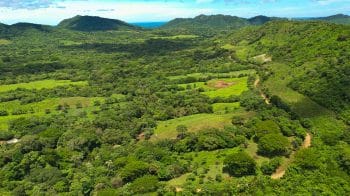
227, 20, 350, 117
248, 15, 281, 25
310, 14, 350, 25
0, 22, 53, 38
162, 14, 251, 30
57, 15, 140, 31
0, 14, 349, 195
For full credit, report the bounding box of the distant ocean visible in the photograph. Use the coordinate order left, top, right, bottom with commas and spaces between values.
131, 22, 167, 29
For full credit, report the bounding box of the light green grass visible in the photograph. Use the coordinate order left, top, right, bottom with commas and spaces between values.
202, 77, 248, 98
265, 63, 346, 135
212, 102, 240, 114
152, 110, 253, 141
152, 113, 234, 140
178, 82, 206, 89
178, 77, 248, 98
221, 44, 235, 50
0, 97, 103, 130
152, 35, 198, 40
0, 39, 11, 45
245, 140, 270, 166
168, 69, 255, 80
0, 80, 88, 93
59, 40, 82, 46
168, 148, 239, 187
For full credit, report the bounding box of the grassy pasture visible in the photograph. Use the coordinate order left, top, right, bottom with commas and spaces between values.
168, 69, 255, 80
0, 39, 11, 45
265, 63, 346, 135
151, 34, 198, 40
168, 148, 240, 187
202, 77, 248, 98
152, 110, 253, 141
212, 102, 240, 114
178, 77, 248, 98
59, 40, 83, 46
152, 113, 234, 140
0, 97, 103, 130
0, 80, 88, 93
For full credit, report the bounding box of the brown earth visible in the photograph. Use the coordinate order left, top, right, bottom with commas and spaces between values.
211, 80, 235, 89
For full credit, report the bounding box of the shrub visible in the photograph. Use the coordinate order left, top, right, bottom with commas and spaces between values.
128, 175, 159, 194
223, 151, 256, 177
258, 134, 289, 157
0, 110, 9, 116
261, 157, 282, 175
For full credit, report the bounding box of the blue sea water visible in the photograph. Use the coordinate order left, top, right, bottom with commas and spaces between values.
131, 22, 167, 29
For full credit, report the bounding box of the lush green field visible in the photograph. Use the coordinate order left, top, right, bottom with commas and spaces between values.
203, 77, 248, 98
0, 80, 88, 93
167, 148, 239, 187
212, 102, 240, 114
265, 63, 346, 134
0, 39, 11, 45
152, 109, 253, 141
179, 77, 248, 98
152, 113, 234, 140
0, 97, 103, 130
152, 35, 199, 40
168, 69, 255, 80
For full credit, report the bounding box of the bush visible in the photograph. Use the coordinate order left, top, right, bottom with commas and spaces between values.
119, 161, 149, 182
261, 157, 282, 175
0, 131, 14, 140
258, 134, 289, 157
294, 148, 321, 170
223, 151, 256, 177
254, 120, 281, 140
128, 175, 159, 194
0, 110, 9, 116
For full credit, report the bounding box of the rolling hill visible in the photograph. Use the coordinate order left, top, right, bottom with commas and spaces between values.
311, 14, 350, 24
162, 14, 250, 30
57, 15, 139, 31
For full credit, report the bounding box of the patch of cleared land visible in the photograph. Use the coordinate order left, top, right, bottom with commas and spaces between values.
152, 113, 233, 140
152, 35, 199, 40
0, 80, 88, 93
0, 39, 11, 45
212, 102, 240, 114
168, 69, 255, 80
0, 97, 103, 130
168, 148, 239, 188
152, 110, 253, 141
179, 77, 249, 98
202, 77, 249, 98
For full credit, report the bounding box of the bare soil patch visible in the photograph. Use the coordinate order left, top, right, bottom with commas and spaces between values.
210, 80, 235, 89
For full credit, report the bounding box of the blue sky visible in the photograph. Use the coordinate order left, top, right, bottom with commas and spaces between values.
0, 0, 349, 25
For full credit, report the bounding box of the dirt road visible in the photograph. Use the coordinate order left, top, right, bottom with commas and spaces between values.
254, 78, 270, 105
271, 133, 312, 179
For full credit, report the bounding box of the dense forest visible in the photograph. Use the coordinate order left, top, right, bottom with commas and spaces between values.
0, 14, 349, 195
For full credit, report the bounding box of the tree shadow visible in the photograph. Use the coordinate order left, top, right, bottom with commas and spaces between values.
62, 38, 195, 57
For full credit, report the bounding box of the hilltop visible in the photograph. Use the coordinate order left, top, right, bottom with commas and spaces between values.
57, 15, 139, 31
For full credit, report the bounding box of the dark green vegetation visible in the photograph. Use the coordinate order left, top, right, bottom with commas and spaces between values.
0, 14, 349, 195
58, 15, 139, 31
309, 14, 350, 25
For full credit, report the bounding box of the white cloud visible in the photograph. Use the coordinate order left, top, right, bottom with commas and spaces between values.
314, 0, 350, 5
0, 1, 215, 24
196, 0, 215, 3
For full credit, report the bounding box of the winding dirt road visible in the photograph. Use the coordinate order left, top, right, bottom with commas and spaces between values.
254, 78, 270, 105
271, 133, 312, 179
254, 77, 312, 179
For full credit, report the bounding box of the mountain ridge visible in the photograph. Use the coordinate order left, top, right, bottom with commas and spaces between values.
57, 15, 140, 31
